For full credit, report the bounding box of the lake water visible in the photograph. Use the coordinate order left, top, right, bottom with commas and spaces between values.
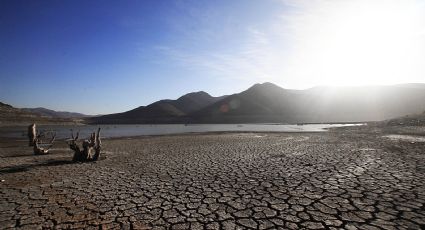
384, 134, 425, 142
0, 123, 363, 139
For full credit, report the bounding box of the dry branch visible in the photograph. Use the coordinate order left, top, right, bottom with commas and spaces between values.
27, 123, 56, 155
68, 128, 102, 162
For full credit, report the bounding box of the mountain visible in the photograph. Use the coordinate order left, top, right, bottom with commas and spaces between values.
190, 83, 425, 123
0, 102, 13, 108
22, 107, 89, 118
89, 83, 425, 124
0, 102, 76, 126
385, 111, 425, 126
190, 83, 304, 123
91, 91, 226, 124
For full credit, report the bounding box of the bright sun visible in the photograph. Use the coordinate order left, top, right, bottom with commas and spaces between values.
283, 0, 425, 87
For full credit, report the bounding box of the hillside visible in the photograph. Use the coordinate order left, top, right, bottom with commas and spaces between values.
89, 83, 425, 124
190, 83, 425, 123
190, 83, 303, 123
385, 111, 425, 126
91, 91, 226, 124
0, 102, 79, 126
22, 107, 89, 118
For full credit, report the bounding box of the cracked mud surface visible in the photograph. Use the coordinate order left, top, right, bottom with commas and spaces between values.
0, 131, 424, 229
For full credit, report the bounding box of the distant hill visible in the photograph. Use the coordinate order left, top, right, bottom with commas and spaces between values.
385, 111, 425, 126
0, 102, 13, 108
0, 102, 57, 126
89, 83, 425, 124
190, 83, 303, 123
0, 102, 81, 126
91, 91, 226, 124
22, 107, 89, 118
191, 83, 425, 123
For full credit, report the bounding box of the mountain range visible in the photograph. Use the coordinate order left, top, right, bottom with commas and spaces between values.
21, 107, 89, 118
91, 91, 226, 124
89, 82, 425, 124
2, 82, 425, 125
0, 102, 73, 126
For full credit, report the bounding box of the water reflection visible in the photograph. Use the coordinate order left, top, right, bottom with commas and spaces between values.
0, 123, 363, 139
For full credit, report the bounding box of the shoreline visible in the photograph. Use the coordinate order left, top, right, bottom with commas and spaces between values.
2, 124, 425, 144
0, 123, 364, 140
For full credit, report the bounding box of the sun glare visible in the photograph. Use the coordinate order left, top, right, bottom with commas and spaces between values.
284, 0, 425, 87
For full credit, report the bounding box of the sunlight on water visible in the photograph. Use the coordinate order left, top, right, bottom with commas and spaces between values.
0, 124, 363, 139
384, 134, 425, 142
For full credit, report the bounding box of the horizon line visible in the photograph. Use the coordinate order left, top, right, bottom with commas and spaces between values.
3, 82, 425, 115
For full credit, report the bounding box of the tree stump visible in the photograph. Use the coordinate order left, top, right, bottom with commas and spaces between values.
68, 128, 102, 162
27, 123, 56, 155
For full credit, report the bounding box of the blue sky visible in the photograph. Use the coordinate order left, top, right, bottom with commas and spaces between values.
1, 0, 424, 114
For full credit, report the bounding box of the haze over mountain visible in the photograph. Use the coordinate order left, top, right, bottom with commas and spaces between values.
0, 102, 78, 126
386, 111, 425, 126
90, 83, 425, 124
22, 108, 89, 119
92, 91, 226, 124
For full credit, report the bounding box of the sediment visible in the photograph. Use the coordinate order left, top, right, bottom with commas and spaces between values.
0, 129, 424, 229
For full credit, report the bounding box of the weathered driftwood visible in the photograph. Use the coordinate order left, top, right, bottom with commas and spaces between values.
67, 128, 101, 162
28, 124, 36, 146
27, 123, 56, 155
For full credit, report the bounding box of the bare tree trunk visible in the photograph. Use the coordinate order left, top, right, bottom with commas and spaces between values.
92, 128, 101, 161
68, 128, 102, 162
27, 123, 55, 155
28, 124, 36, 146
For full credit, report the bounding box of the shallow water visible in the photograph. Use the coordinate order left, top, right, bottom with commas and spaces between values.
0, 123, 362, 139
383, 134, 425, 142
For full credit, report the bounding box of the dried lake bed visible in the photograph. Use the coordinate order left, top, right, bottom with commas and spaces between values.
0, 126, 424, 229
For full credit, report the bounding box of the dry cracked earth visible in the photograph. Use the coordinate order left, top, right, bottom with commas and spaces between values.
0, 131, 424, 229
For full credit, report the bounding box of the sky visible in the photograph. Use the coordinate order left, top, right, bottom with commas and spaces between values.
1, 0, 424, 114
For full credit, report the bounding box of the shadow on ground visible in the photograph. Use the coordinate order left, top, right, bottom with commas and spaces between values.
0, 159, 74, 174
